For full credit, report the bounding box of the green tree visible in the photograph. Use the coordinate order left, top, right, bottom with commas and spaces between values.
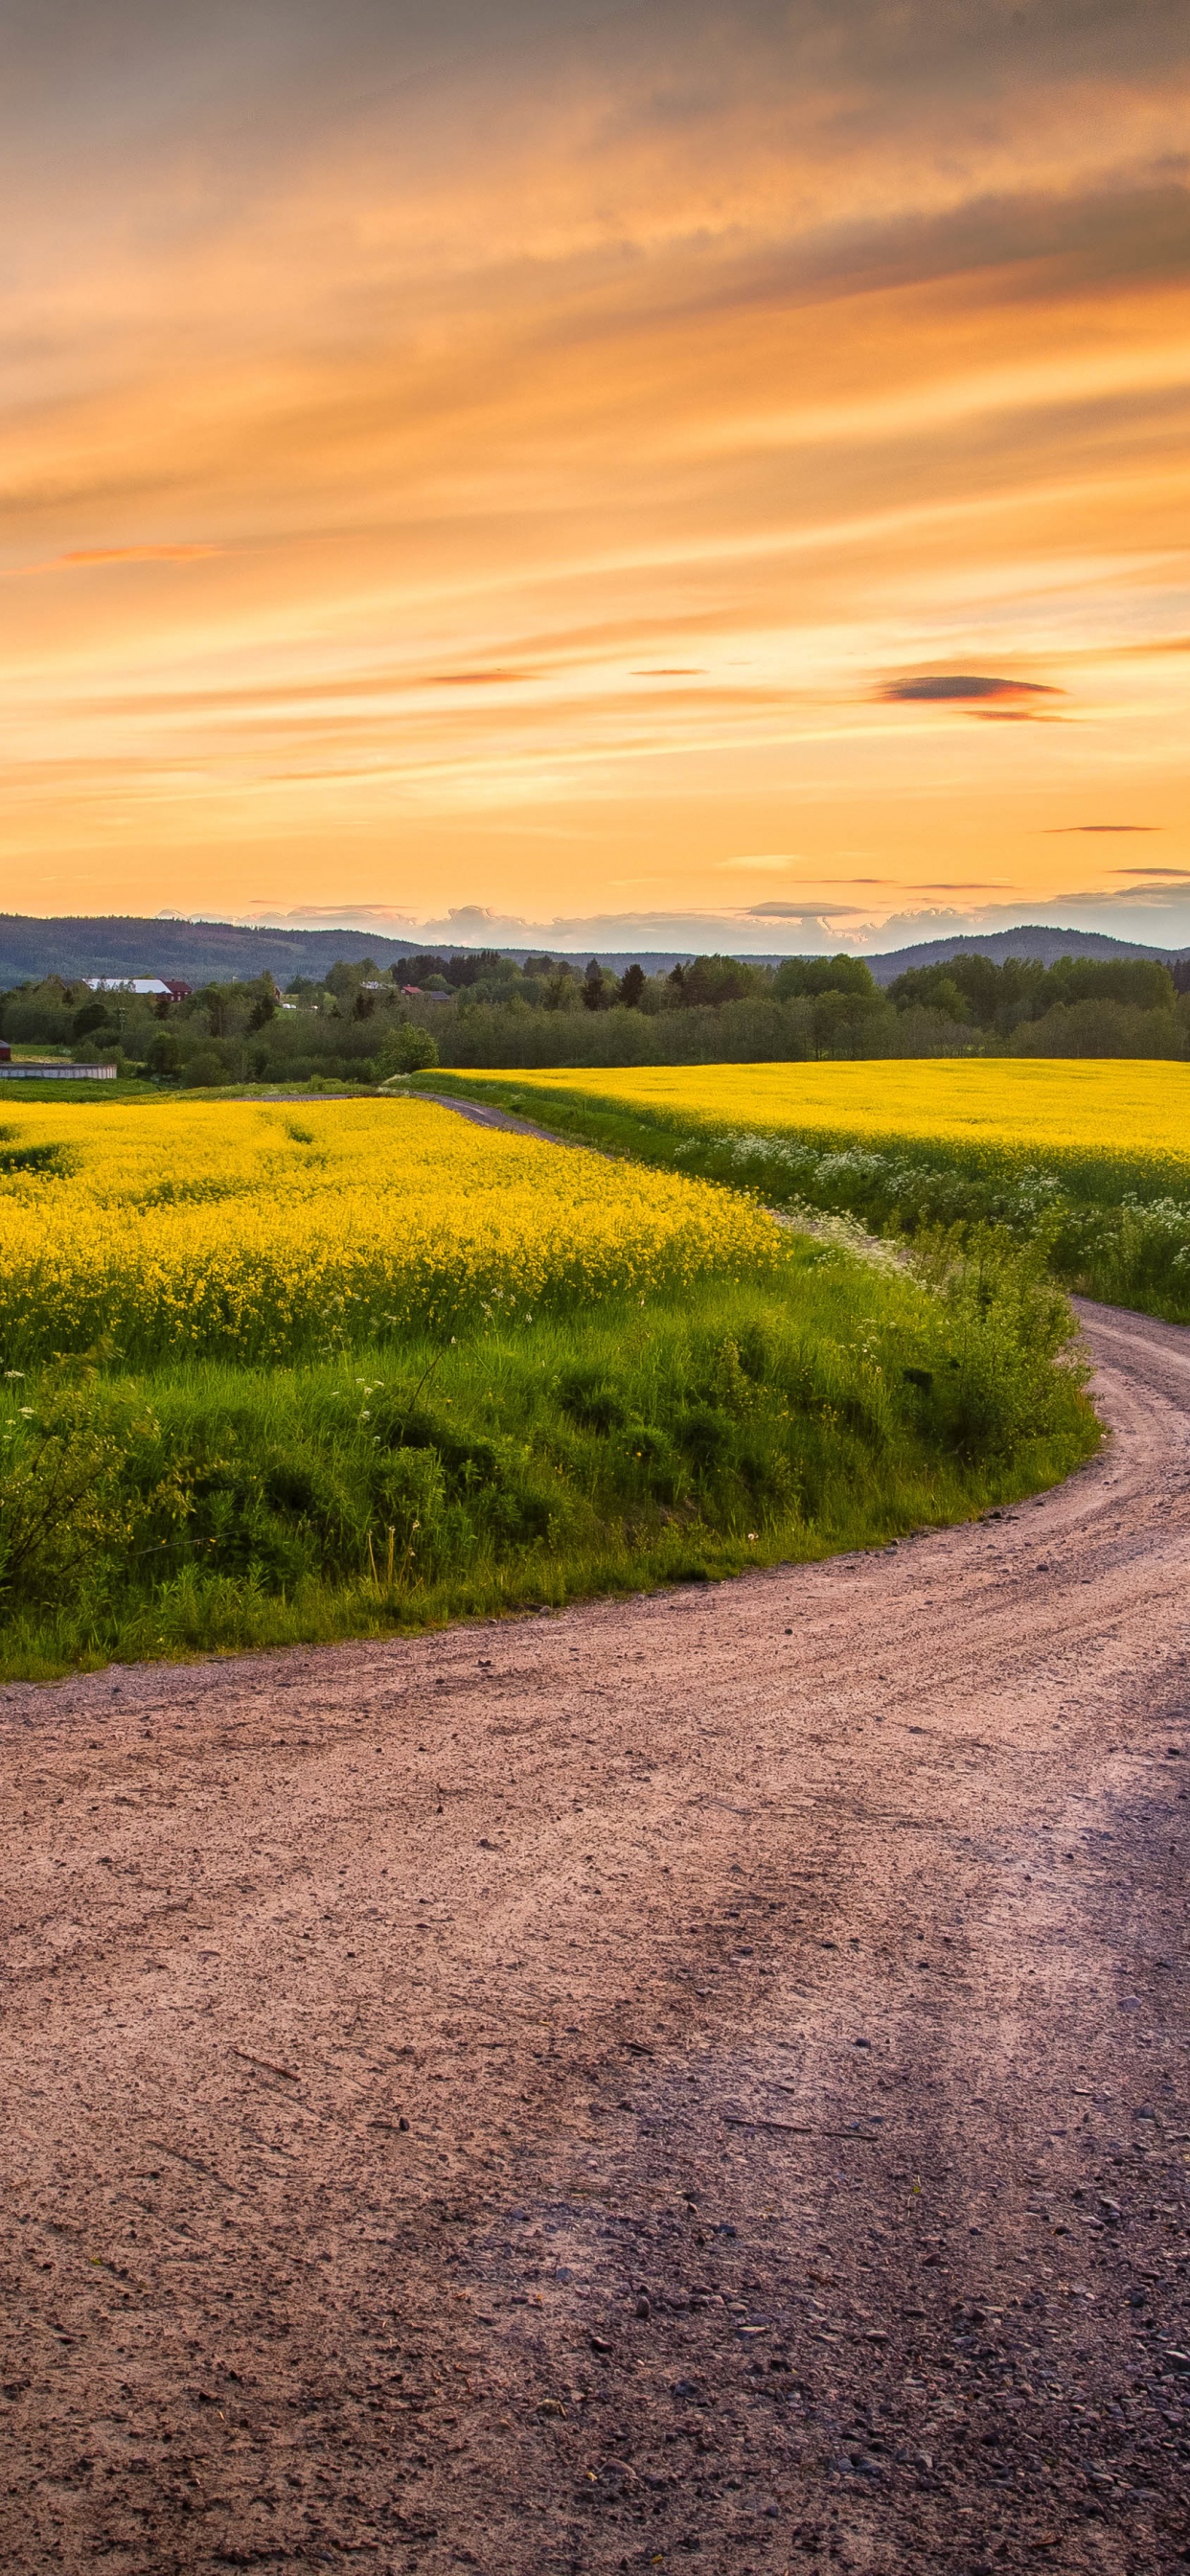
72, 1000, 112, 1040
325, 958, 376, 1005
146, 1030, 182, 1075
669, 955, 766, 1008
184, 1047, 225, 1087
810, 991, 890, 1057
1044, 956, 1175, 1013
773, 954, 877, 1001
378, 1024, 440, 1077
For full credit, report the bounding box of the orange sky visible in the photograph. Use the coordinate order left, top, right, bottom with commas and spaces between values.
3, 0, 1189, 951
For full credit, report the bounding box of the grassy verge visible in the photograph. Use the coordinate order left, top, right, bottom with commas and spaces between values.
414, 1070, 1190, 1322
0, 1077, 154, 1103
0, 1077, 384, 1107
0, 1247, 1095, 1681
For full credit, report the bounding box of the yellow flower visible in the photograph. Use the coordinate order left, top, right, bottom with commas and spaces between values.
452, 1059, 1190, 1174
0, 1096, 789, 1365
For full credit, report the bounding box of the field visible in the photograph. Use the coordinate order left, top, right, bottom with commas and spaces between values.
0, 1095, 1094, 1675
0, 1095, 786, 1367
417, 1061, 1190, 1320
426, 1058, 1190, 1162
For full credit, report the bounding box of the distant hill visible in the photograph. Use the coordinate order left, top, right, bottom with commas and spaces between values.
0, 914, 438, 988
0, 911, 1185, 992
865, 924, 1185, 986
0, 914, 732, 985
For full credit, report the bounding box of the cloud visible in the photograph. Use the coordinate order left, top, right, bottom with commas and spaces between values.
878, 675, 1063, 703
251, 902, 416, 926
1053, 886, 1190, 913
744, 900, 869, 921
9, 543, 223, 578
59, 545, 222, 565
249, 900, 879, 953
1045, 822, 1159, 833
423, 668, 539, 686
718, 854, 810, 872
969, 707, 1068, 723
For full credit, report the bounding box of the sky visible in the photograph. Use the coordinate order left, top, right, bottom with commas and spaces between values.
4, 0, 1189, 954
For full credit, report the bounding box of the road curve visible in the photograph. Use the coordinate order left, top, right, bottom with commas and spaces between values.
0, 1298, 1187, 2575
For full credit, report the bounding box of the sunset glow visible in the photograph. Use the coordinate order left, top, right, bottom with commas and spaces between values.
5, 0, 1189, 949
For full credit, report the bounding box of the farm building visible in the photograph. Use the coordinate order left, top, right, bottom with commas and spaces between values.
84, 978, 193, 1000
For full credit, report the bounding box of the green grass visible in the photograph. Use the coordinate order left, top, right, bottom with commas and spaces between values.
0, 1077, 152, 1103
414, 1070, 1190, 1323
0, 1243, 1095, 1680
0, 1076, 383, 1108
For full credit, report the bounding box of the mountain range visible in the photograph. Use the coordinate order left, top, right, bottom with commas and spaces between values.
0, 913, 1185, 988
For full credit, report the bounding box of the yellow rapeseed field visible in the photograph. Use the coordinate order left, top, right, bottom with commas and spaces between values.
448, 1059, 1190, 1171
0, 1096, 788, 1366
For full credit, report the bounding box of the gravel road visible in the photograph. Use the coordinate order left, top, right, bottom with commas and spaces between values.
1, 1296, 1188, 2576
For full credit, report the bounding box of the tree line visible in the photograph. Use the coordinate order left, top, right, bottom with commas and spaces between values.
1, 945, 1187, 1083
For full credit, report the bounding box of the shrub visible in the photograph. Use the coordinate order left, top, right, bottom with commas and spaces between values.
378, 1024, 440, 1077
183, 1048, 226, 1087
0, 1259, 1097, 1674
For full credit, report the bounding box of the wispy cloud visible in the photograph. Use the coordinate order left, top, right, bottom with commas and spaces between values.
6, 543, 224, 581
744, 901, 870, 922
879, 674, 1064, 719
423, 668, 541, 686
58, 545, 223, 567
717, 854, 810, 873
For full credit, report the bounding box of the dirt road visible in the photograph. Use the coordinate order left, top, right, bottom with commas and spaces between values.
1, 1296, 1188, 2576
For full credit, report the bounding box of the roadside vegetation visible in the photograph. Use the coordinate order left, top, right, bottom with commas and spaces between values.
0, 1097, 1094, 1677
417, 1062, 1190, 1324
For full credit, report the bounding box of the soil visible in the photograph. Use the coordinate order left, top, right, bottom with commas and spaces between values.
414, 1089, 587, 1143
1, 1294, 1188, 2576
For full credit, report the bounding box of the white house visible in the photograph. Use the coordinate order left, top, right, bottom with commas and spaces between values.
84, 978, 173, 998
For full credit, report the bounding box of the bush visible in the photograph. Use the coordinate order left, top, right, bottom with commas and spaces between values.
0, 1257, 1097, 1676
378, 1023, 440, 1076
184, 1048, 226, 1088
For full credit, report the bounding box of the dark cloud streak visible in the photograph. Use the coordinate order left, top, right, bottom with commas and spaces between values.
880, 674, 1063, 702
